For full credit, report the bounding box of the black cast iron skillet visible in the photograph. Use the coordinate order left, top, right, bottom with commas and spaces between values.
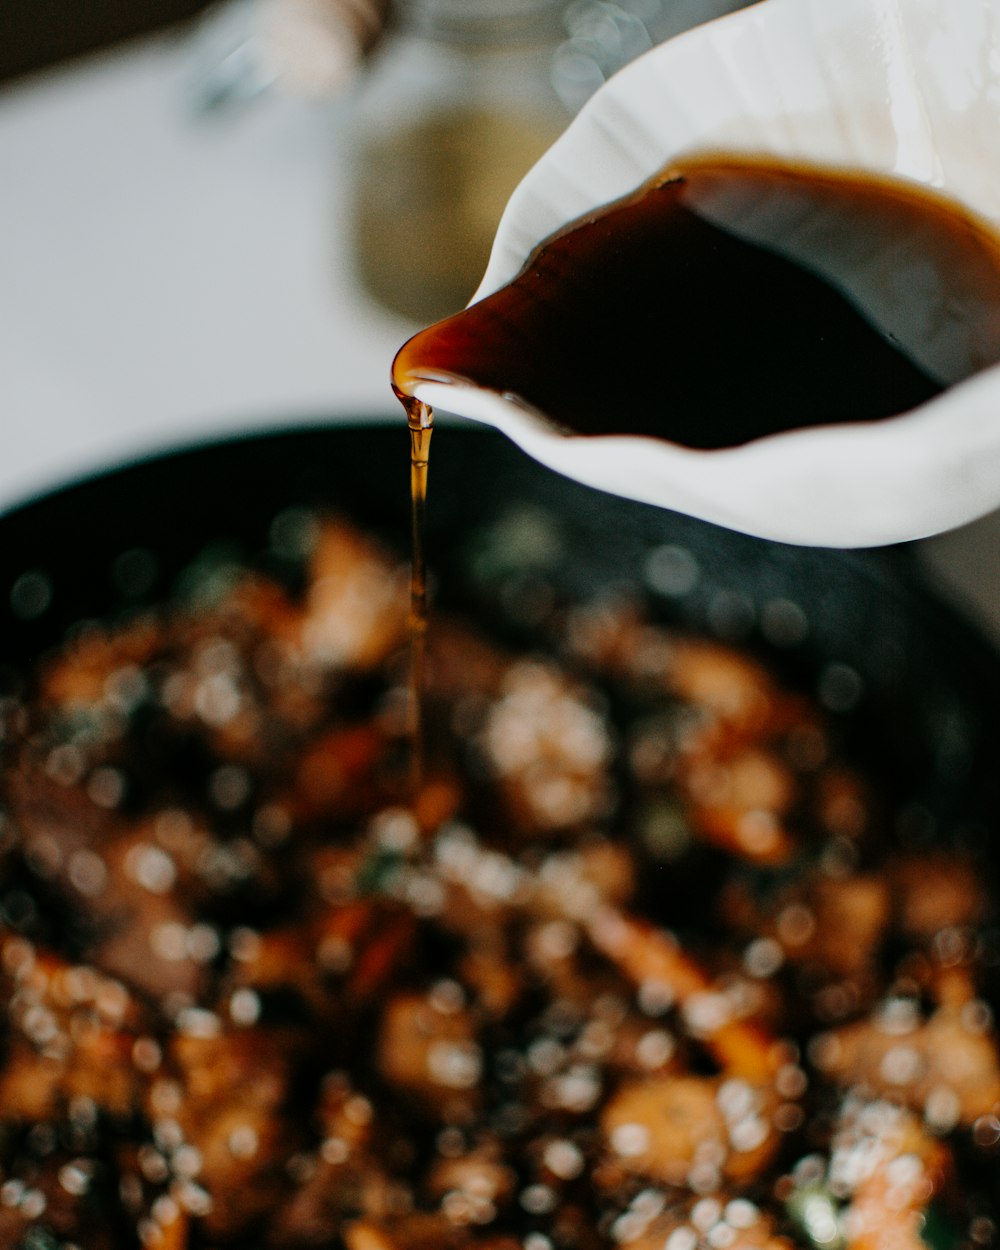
1, 420, 998, 860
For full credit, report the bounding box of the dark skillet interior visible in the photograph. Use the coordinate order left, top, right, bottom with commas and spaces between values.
1, 420, 998, 860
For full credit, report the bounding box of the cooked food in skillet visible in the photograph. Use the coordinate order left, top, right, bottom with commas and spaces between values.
0, 516, 996, 1249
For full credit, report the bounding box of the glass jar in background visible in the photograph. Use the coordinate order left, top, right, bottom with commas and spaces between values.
349, 0, 570, 324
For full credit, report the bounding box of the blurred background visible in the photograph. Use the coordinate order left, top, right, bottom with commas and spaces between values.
1, 0, 997, 637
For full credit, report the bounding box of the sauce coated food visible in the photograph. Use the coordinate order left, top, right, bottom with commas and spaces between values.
0, 516, 997, 1248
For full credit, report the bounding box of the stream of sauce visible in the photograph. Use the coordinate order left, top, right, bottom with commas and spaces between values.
399, 393, 434, 790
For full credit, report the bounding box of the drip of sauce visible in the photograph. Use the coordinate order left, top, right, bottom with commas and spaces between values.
393, 156, 1000, 449
401, 393, 433, 790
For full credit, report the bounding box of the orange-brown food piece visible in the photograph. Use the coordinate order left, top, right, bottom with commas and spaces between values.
377, 987, 482, 1116
0, 940, 145, 1120
302, 520, 409, 670
814, 999, 1000, 1127
159, 1025, 300, 1239
602, 1074, 780, 1187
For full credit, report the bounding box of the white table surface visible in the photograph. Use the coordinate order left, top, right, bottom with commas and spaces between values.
2, 26, 999, 644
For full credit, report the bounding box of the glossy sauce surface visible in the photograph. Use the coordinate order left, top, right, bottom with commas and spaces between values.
393, 158, 1000, 449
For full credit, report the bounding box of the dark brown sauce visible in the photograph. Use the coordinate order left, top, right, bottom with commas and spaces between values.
393, 156, 1000, 449
395, 156, 1000, 787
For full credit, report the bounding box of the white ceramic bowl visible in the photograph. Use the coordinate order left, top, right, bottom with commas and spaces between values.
409, 0, 1000, 547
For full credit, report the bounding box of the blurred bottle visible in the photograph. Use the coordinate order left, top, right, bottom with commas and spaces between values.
184, 0, 756, 320
349, 0, 571, 324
